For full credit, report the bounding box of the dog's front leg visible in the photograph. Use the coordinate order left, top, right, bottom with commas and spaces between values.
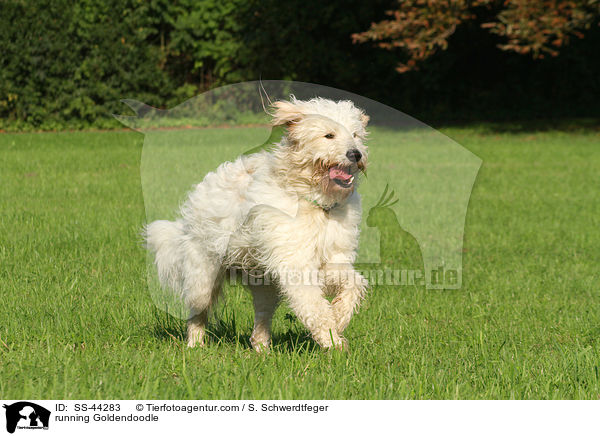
249, 284, 280, 351
277, 266, 347, 350
325, 259, 368, 334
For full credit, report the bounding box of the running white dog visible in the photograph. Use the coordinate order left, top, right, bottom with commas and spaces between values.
145, 97, 370, 350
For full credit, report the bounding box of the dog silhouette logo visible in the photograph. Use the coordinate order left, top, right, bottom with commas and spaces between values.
2, 402, 50, 433
117, 80, 481, 323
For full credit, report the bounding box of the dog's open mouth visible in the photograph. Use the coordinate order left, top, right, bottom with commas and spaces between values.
328, 165, 354, 188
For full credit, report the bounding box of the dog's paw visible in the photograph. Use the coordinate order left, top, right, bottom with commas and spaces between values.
321, 334, 349, 352
250, 335, 271, 353
251, 343, 271, 353
186, 335, 205, 348
334, 336, 349, 352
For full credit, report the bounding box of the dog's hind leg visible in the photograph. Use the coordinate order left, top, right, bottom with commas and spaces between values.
184, 251, 225, 348
186, 273, 224, 347
187, 309, 208, 348
249, 284, 280, 351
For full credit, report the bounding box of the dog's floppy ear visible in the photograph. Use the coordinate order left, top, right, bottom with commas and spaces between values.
271, 100, 303, 126
360, 113, 370, 127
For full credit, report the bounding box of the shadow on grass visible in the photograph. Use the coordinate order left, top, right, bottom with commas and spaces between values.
151, 307, 186, 342
271, 313, 320, 354
152, 307, 319, 353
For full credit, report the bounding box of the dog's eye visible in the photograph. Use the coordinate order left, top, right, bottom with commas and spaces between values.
352, 132, 357, 138
324, 133, 335, 139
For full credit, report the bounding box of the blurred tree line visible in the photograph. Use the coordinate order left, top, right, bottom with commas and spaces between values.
0, 0, 598, 130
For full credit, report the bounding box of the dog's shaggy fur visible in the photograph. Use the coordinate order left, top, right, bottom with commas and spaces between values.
145, 97, 370, 350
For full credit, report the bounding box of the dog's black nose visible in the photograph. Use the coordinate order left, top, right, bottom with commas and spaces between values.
346, 149, 362, 162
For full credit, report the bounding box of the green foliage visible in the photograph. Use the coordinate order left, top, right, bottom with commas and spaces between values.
0, 0, 178, 130
168, 0, 250, 84
0, 0, 599, 131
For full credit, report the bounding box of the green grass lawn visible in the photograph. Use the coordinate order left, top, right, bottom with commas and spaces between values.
1, 125, 599, 399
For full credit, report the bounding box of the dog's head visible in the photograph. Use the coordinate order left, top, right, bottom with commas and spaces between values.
271, 97, 369, 206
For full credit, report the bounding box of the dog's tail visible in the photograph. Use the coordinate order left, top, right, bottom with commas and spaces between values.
144, 220, 186, 294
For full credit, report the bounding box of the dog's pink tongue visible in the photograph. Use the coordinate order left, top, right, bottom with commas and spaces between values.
329, 167, 352, 181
